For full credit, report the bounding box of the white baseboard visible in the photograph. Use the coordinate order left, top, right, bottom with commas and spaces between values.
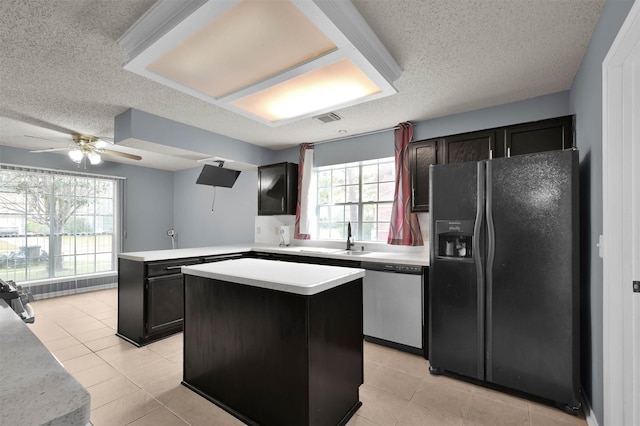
582, 389, 600, 426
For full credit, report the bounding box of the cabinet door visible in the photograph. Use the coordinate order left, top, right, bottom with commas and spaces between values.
504, 115, 574, 157
147, 274, 184, 334
409, 139, 438, 212
442, 130, 497, 164
258, 163, 298, 215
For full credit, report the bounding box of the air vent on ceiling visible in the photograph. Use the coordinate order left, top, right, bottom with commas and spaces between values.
313, 112, 342, 124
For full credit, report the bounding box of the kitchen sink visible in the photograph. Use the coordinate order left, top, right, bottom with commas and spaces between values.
295, 248, 344, 254
337, 250, 372, 256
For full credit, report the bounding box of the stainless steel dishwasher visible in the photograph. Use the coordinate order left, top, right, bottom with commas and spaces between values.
361, 261, 424, 353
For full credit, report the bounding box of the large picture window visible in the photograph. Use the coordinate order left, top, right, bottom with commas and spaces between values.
315, 157, 395, 242
0, 165, 122, 284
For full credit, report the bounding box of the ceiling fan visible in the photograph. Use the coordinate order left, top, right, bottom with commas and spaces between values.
30, 133, 142, 165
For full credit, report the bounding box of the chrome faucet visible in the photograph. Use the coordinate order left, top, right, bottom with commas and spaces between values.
346, 222, 354, 250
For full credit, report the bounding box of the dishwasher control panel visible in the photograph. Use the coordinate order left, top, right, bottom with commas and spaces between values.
361, 262, 423, 275
395, 264, 422, 274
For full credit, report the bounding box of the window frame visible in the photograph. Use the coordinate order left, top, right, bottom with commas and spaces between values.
0, 164, 123, 284
314, 157, 395, 242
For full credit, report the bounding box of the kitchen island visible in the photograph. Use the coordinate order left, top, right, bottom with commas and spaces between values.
181, 258, 365, 426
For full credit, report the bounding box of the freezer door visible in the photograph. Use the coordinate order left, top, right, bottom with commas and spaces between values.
485, 150, 579, 407
429, 161, 485, 380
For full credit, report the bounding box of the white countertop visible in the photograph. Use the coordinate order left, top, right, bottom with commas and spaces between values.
118, 244, 252, 262
256, 245, 429, 266
119, 243, 429, 266
0, 300, 91, 425
182, 258, 365, 295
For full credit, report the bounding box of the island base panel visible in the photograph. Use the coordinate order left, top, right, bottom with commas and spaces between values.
183, 275, 363, 426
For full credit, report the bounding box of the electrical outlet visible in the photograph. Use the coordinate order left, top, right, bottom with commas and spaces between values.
256, 226, 261, 235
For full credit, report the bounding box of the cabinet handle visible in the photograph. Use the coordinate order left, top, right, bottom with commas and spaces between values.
489, 149, 493, 159
166, 265, 186, 270
281, 198, 285, 211
507, 147, 511, 158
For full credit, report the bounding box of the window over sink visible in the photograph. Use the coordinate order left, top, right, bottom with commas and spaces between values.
314, 157, 395, 242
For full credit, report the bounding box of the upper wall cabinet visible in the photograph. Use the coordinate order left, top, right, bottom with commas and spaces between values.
409, 139, 439, 212
503, 115, 574, 157
441, 129, 498, 164
258, 162, 299, 215
409, 115, 574, 212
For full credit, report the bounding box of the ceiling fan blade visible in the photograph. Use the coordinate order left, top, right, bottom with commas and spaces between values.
24, 134, 59, 142
101, 149, 142, 161
30, 147, 69, 153
1, 108, 77, 135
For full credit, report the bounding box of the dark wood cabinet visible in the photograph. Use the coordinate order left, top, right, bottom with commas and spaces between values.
117, 257, 200, 346
258, 162, 298, 215
503, 115, 574, 157
441, 129, 498, 164
146, 273, 184, 334
409, 115, 574, 212
409, 139, 438, 212
117, 253, 244, 346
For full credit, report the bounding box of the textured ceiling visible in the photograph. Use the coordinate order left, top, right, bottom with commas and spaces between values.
0, 0, 605, 170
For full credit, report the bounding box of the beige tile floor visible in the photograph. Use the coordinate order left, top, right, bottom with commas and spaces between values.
28, 288, 586, 426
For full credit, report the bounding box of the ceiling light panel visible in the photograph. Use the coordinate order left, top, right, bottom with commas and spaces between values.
119, 0, 402, 126
232, 58, 380, 121
148, 0, 337, 98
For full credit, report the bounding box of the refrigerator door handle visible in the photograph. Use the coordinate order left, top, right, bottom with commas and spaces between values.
474, 161, 485, 380
485, 160, 495, 382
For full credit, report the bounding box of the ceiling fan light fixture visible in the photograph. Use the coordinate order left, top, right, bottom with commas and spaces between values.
88, 152, 102, 165
95, 140, 108, 149
69, 149, 83, 163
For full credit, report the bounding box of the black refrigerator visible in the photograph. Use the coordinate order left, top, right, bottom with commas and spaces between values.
428, 149, 580, 412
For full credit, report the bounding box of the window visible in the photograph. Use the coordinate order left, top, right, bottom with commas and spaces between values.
0, 165, 122, 284
315, 157, 395, 242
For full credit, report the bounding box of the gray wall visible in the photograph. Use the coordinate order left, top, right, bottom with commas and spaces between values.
568, 1, 635, 424
413, 91, 570, 141
172, 167, 257, 247
0, 145, 174, 252
0, 143, 259, 251
115, 109, 278, 167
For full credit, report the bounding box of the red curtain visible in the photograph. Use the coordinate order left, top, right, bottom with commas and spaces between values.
388, 123, 423, 246
295, 143, 313, 240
